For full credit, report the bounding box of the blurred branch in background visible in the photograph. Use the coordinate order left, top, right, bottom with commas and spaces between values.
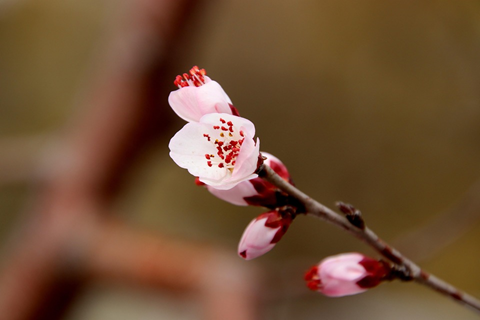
0, 135, 49, 186
0, 1, 261, 319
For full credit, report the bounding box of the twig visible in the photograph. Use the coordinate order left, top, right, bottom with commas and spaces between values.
259, 164, 480, 314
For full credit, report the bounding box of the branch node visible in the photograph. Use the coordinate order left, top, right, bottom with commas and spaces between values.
335, 201, 365, 229
384, 263, 414, 282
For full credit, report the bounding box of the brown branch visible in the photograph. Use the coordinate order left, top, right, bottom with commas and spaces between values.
0, 1, 262, 320
84, 218, 261, 320
0, 135, 49, 186
259, 164, 480, 314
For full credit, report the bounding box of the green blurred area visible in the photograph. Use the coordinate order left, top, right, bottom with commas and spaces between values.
1, 1, 480, 319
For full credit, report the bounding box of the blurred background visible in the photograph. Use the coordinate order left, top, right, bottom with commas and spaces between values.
1, 0, 480, 319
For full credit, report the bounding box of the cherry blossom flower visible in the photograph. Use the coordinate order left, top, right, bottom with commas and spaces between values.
238, 209, 294, 260
304, 253, 390, 297
169, 113, 260, 190
203, 152, 292, 207
169, 66, 239, 122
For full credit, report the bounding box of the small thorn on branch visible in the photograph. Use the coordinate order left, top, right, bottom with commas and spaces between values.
336, 201, 365, 229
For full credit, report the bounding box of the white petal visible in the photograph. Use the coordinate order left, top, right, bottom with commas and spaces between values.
206, 181, 258, 206
231, 137, 260, 183
199, 114, 259, 190
169, 122, 228, 180
169, 113, 260, 190
238, 217, 279, 260
198, 113, 255, 137
168, 80, 233, 122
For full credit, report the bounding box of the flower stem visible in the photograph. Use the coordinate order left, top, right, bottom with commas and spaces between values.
259, 164, 480, 313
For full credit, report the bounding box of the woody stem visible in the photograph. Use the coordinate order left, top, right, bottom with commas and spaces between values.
258, 164, 480, 314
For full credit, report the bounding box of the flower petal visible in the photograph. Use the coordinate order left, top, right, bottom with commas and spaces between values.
197, 113, 259, 190
206, 182, 258, 206
238, 217, 278, 260
305, 253, 387, 297
169, 122, 228, 181
231, 137, 260, 183
168, 78, 233, 122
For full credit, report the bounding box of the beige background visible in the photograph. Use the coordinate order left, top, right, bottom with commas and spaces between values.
1, 1, 480, 319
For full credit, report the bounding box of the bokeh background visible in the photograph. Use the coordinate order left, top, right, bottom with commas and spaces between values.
1, 0, 480, 319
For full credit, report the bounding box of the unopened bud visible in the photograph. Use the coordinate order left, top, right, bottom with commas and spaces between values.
304, 253, 390, 297
238, 209, 294, 260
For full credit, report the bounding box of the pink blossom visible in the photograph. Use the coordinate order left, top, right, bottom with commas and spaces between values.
304, 253, 390, 297
238, 210, 293, 260
205, 152, 291, 206
169, 66, 238, 122
169, 113, 260, 190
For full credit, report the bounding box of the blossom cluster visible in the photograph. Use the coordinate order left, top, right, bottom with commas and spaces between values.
168, 66, 295, 260
167, 66, 391, 297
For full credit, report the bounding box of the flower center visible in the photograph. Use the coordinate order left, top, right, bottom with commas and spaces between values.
173, 66, 207, 88
203, 117, 245, 171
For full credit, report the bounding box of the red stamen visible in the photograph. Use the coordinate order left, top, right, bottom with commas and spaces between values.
173, 75, 182, 87
173, 66, 207, 88
203, 116, 248, 171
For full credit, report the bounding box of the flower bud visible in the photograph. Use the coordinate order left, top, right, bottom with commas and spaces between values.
238, 209, 294, 260
304, 253, 390, 297
205, 152, 292, 207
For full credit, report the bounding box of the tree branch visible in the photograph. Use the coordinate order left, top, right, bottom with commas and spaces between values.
259, 164, 480, 313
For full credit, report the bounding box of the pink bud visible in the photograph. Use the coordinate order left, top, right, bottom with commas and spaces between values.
238, 210, 293, 260
205, 152, 292, 207
304, 253, 390, 297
